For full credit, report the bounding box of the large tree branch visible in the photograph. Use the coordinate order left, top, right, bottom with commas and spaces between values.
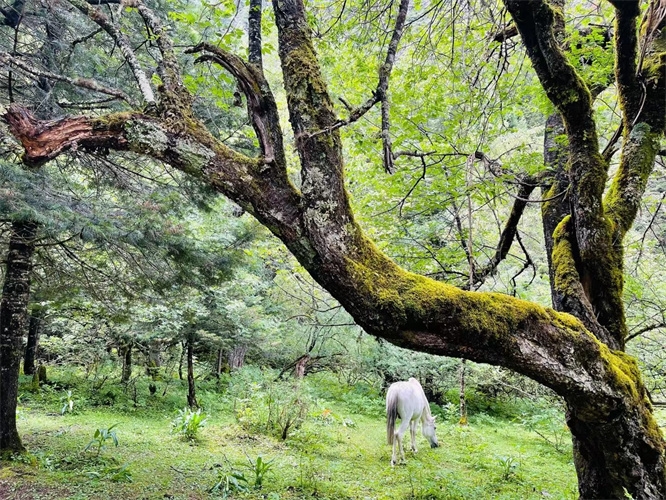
248, 0, 263, 68
273, 0, 354, 255
604, 0, 666, 239
2, 105, 304, 247
610, 0, 642, 128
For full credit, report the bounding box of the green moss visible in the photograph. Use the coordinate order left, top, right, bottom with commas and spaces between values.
343, 233, 569, 343
551, 215, 582, 297
91, 112, 136, 132
599, 347, 664, 448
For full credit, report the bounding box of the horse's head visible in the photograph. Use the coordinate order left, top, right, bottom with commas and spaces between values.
423, 415, 439, 448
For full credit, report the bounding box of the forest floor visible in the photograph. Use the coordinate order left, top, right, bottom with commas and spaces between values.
0, 368, 594, 499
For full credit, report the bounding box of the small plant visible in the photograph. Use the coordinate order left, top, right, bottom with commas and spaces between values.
248, 455, 273, 488
496, 455, 520, 481
210, 470, 249, 497
171, 407, 207, 440
86, 462, 133, 483
61, 390, 74, 415
84, 424, 119, 457
210, 455, 274, 496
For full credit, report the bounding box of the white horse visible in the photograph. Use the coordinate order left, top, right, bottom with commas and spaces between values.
386, 377, 438, 466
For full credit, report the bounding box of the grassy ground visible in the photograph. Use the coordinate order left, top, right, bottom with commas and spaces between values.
0, 368, 579, 499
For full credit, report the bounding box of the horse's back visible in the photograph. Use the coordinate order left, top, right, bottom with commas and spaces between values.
387, 379, 427, 421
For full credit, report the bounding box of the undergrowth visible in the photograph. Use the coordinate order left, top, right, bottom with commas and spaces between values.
3, 365, 580, 499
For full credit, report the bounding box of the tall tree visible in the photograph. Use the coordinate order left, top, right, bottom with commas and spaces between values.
3, 0, 666, 497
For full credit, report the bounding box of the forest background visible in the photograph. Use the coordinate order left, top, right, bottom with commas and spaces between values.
1, 0, 666, 497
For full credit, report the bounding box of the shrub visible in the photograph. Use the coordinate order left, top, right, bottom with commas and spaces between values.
171, 407, 208, 441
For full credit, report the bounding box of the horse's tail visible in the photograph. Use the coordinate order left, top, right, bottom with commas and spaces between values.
386, 388, 398, 445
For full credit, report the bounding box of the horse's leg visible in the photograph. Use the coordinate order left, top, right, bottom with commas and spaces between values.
410, 419, 418, 453
396, 418, 410, 464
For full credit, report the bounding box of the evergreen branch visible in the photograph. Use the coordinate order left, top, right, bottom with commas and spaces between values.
0, 52, 133, 104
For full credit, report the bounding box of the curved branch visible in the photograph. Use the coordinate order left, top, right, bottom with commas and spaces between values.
186, 43, 286, 169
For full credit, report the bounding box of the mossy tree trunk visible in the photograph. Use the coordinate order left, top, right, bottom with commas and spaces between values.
4, 0, 666, 495
0, 220, 37, 454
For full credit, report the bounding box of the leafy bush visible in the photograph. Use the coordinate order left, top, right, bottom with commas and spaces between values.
230, 369, 310, 440
171, 407, 208, 441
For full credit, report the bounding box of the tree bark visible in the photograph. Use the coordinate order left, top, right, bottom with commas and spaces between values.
147, 338, 161, 380
0, 220, 37, 454
228, 345, 247, 371
458, 359, 468, 426
186, 334, 197, 408
23, 306, 43, 376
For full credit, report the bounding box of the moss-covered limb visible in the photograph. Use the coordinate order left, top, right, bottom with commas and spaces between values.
541, 113, 571, 308
605, 123, 661, 237
551, 216, 621, 348
503, 0, 596, 140
3, 105, 305, 246
272, 0, 355, 252
503, 0, 611, 285
611, 1, 642, 128
186, 44, 287, 170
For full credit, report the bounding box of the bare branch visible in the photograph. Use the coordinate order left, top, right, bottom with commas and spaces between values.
67, 0, 155, 104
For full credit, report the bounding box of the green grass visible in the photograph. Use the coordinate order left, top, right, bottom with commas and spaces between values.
1, 368, 579, 499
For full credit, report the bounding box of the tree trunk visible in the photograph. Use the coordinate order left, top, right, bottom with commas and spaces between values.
0, 220, 37, 454
566, 398, 665, 498
294, 354, 309, 378
186, 335, 197, 408
458, 359, 468, 426
23, 306, 43, 376
228, 345, 247, 371
121, 341, 132, 383
178, 341, 185, 381
147, 339, 161, 380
